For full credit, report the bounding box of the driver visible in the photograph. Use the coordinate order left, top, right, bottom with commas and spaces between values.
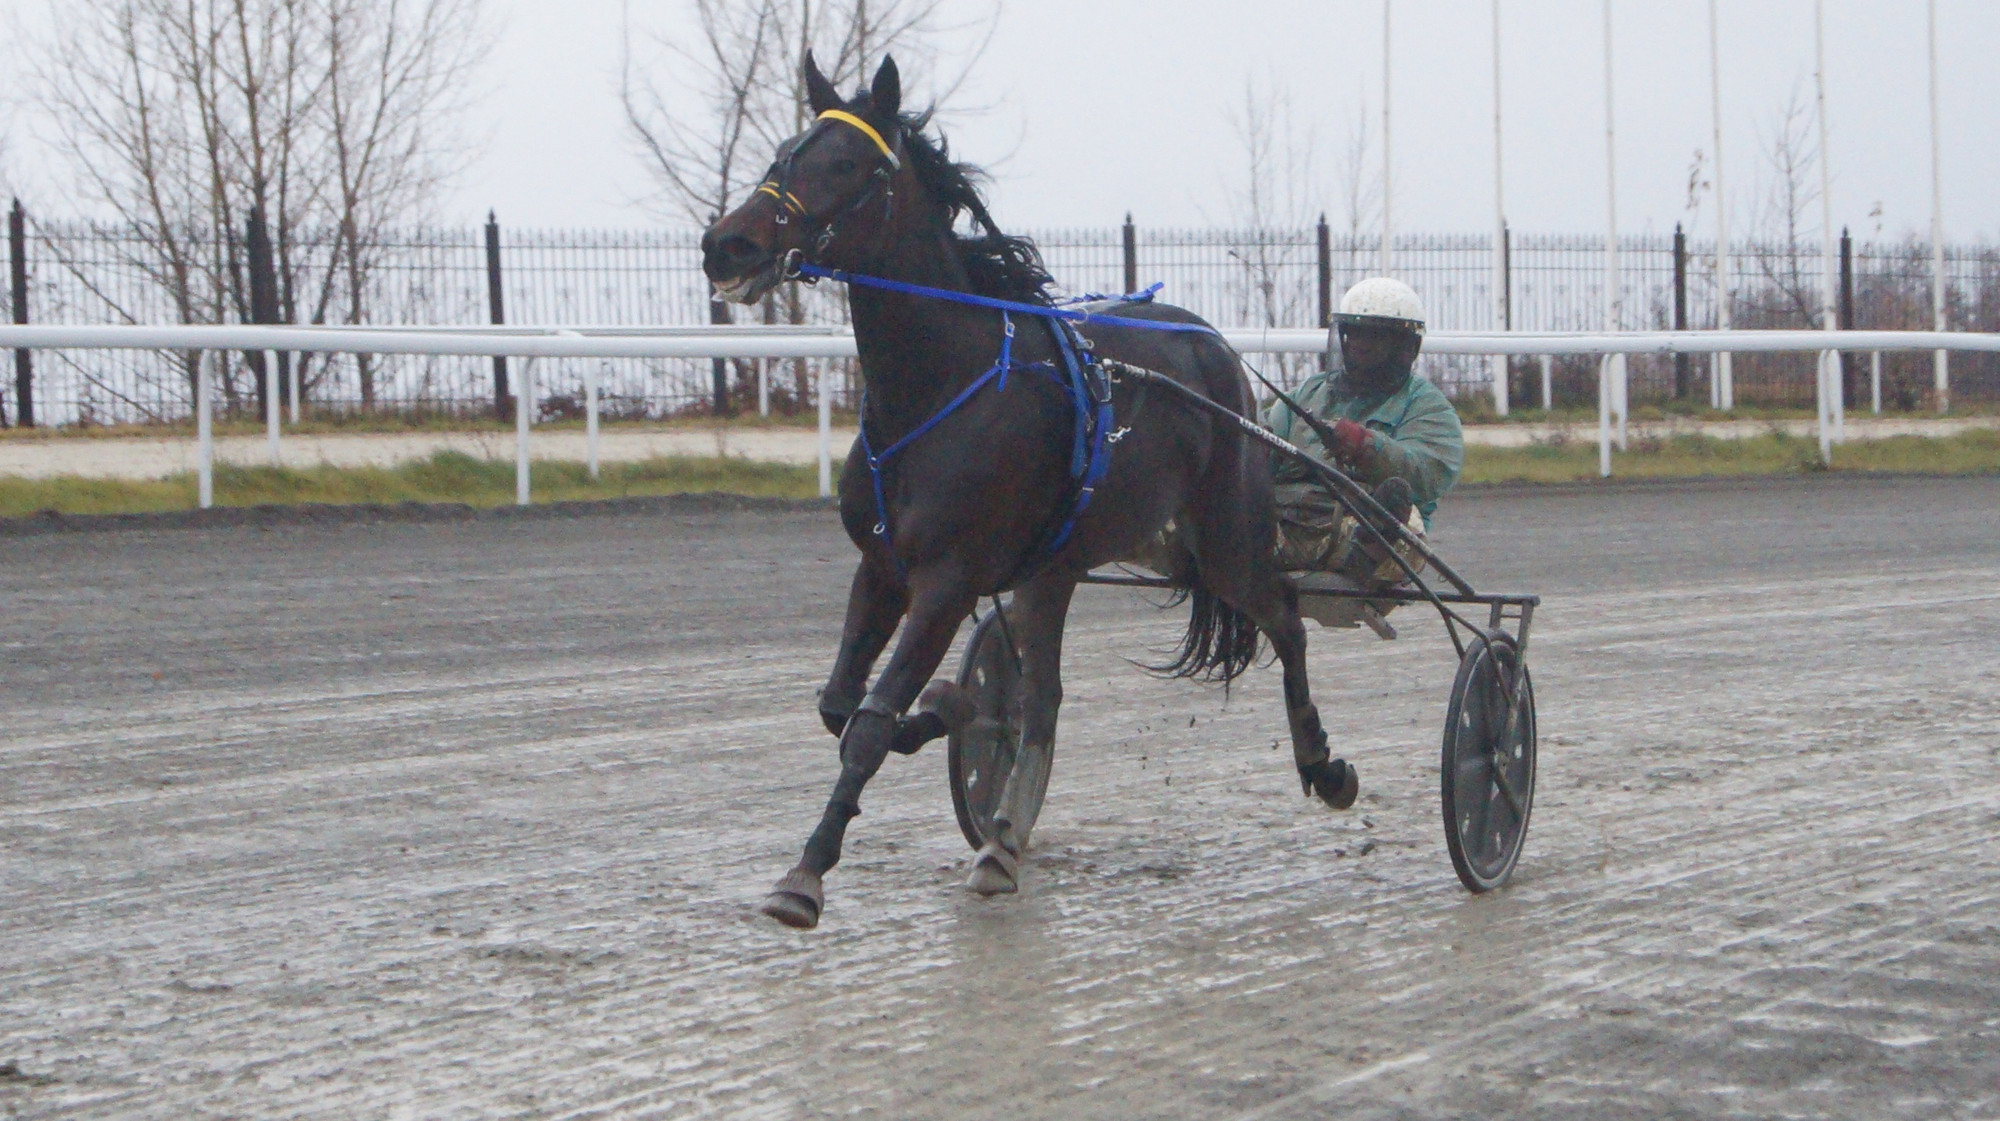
1261, 277, 1464, 583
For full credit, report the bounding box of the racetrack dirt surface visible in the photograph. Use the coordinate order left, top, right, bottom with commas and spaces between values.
2, 474, 1996, 1119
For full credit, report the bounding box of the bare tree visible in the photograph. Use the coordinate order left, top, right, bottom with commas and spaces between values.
1217, 74, 1320, 383
619, 0, 784, 231
1332, 96, 1378, 284
1751, 81, 1823, 328
1682, 147, 1709, 236
620, 0, 998, 412
622, 0, 998, 229
320, 0, 486, 406
34, 0, 484, 414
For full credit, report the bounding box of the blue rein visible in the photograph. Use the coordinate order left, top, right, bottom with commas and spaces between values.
795, 262, 1219, 336
799, 260, 1207, 579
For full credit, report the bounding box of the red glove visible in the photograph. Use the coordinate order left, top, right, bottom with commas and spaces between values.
1329, 418, 1373, 465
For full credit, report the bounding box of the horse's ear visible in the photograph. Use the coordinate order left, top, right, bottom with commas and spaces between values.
869, 56, 902, 119
803, 50, 840, 116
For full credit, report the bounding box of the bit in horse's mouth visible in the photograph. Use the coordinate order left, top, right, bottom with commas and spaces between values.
712, 268, 778, 306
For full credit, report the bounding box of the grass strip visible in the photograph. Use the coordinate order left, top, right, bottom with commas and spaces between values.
0, 451, 818, 518
1461, 428, 2000, 484
0, 431, 1995, 519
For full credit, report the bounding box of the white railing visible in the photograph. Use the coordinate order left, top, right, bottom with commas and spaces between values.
3, 324, 1995, 502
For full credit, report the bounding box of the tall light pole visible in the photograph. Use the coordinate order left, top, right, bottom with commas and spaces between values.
1601, 0, 1619, 337
1929, 0, 1949, 412
1490, 0, 1509, 416
1380, 0, 1393, 277
1814, 0, 1840, 456
1708, 0, 1732, 409
1599, 0, 1624, 475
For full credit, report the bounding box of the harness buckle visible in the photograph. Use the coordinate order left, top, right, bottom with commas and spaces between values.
872, 522, 888, 536
1105, 426, 1131, 443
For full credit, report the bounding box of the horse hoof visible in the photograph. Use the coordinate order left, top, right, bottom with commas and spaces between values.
758, 868, 823, 929
966, 841, 1019, 896
1313, 758, 1360, 810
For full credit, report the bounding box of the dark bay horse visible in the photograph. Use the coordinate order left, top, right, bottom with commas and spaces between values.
702, 54, 1357, 929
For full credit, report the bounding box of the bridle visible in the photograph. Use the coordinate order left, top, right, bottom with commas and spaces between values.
754, 109, 904, 272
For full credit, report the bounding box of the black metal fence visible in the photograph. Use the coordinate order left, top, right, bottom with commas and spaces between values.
6, 204, 1996, 427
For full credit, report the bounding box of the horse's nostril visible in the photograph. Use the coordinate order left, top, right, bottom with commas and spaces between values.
720, 235, 763, 265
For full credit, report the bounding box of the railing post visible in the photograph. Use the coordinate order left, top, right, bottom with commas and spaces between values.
1613, 352, 1628, 450
587, 361, 601, 480
1538, 354, 1552, 411
1598, 354, 1613, 478
709, 296, 732, 417
759, 293, 774, 416
558, 330, 595, 480
1870, 350, 1881, 415
816, 359, 832, 499
197, 350, 214, 508
9, 199, 32, 428
1315, 214, 1332, 328
1122, 213, 1138, 297
485, 211, 510, 420
1673, 222, 1690, 400
265, 349, 281, 466
515, 353, 534, 506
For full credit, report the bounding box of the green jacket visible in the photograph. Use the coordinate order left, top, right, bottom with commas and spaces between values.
1261, 370, 1464, 527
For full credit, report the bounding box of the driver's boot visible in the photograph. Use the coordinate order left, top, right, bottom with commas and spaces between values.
1337, 477, 1416, 581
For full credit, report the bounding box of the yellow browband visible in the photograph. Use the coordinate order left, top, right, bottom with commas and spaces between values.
816, 110, 902, 170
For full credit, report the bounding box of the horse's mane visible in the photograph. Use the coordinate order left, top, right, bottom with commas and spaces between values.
887, 108, 1055, 305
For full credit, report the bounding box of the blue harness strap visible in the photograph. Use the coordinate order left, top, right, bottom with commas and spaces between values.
1041, 317, 1114, 554
818, 262, 1193, 581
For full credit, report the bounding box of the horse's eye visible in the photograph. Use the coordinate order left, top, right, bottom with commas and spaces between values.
833, 158, 858, 176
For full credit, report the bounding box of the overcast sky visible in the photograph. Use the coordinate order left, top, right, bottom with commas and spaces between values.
5, 0, 1996, 242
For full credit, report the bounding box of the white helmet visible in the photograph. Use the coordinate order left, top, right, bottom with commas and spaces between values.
1334, 277, 1426, 336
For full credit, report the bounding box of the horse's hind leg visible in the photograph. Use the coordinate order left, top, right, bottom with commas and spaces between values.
817, 558, 909, 735
1253, 579, 1358, 809
761, 570, 976, 929
968, 573, 1077, 896
1189, 504, 1359, 811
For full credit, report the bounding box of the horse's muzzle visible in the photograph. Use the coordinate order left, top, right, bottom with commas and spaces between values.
701, 229, 779, 305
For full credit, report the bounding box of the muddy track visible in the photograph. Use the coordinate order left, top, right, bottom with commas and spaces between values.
1, 475, 1995, 1119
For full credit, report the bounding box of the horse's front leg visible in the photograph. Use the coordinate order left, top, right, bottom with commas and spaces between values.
818, 557, 909, 735
761, 568, 977, 929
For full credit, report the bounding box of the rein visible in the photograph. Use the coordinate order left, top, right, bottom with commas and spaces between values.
802, 261, 1451, 609
790, 260, 1222, 337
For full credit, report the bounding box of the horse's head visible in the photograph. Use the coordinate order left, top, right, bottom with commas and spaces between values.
703, 53, 910, 305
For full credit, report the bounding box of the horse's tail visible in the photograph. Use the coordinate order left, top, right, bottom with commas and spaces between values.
1153, 560, 1262, 686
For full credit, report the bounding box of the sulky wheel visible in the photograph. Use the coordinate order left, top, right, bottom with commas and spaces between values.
947, 607, 1032, 850
1440, 631, 1537, 893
